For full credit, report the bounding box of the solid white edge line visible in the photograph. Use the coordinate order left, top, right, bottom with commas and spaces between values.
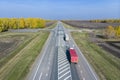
39, 73, 42, 80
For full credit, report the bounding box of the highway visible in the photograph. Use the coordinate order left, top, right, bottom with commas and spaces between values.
26, 22, 99, 80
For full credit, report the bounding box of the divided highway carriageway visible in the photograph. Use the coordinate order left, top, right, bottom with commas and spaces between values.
26, 22, 99, 80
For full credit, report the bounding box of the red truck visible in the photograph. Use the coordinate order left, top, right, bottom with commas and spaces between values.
69, 48, 78, 63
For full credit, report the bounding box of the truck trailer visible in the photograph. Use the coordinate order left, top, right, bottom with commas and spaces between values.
69, 48, 78, 63
64, 34, 69, 41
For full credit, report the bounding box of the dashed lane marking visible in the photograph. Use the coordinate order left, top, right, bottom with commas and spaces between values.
83, 77, 85, 80
46, 73, 48, 77
48, 67, 49, 70
81, 70, 83, 73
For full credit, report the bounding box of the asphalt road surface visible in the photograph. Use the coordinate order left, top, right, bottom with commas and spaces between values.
26, 22, 99, 80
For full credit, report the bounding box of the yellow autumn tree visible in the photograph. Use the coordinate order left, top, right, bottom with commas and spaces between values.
9, 18, 18, 29
19, 18, 25, 29
31, 18, 38, 28
115, 26, 120, 37
0, 19, 2, 32
39, 19, 46, 28
25, 18, 31, 28
0, 18, 46, 32
105, 25, 115, 38
0, 18, 9, 31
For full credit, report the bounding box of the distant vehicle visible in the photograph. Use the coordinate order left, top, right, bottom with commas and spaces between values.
69, 48, 78, 63
64, 34, 69, 41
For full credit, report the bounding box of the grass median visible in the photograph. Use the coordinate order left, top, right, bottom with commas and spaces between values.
0, 31, 49, 80
71, 32, 120, 80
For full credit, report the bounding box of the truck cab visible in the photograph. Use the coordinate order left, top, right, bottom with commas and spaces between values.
69, 48, 78, 64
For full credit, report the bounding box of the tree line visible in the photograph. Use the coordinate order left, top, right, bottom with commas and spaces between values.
0, 18, 46, 32
104, 25, 120, 38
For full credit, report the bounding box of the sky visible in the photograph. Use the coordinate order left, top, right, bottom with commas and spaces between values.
0, 0, 120, 20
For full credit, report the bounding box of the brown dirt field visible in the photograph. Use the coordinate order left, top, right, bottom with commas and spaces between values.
107, 41, 120, 50
98, 42, 120, 58
62, 20, 120, 29
0, 35, 27, 59
46, 21, 56, 27
88, 32, 120, 58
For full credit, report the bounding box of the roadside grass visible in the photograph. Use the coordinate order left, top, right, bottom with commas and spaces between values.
0, 31, 49, 80
71, 32, 120, 80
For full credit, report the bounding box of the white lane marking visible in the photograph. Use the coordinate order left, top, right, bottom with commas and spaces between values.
48, 62, 50, 65
58, 55, 65, 59
58, 64, 69, 71
78, 65, 80, 68
58, 53, 65, 57
58, 54, 65, 58
58, 71, 70, 80
58, 58, 66, 63
81, 70, 82, 73
58, 57, 66, 62
48, 67, 49, 70
39, 73, 42, 80
33, 52, 45, 80
58, 67, 70, 75
83, 77, 85, 80
58, 61, 68, 67
64, 75, 71, 80
46, 73, 48, 76
58, 59, 67, 65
